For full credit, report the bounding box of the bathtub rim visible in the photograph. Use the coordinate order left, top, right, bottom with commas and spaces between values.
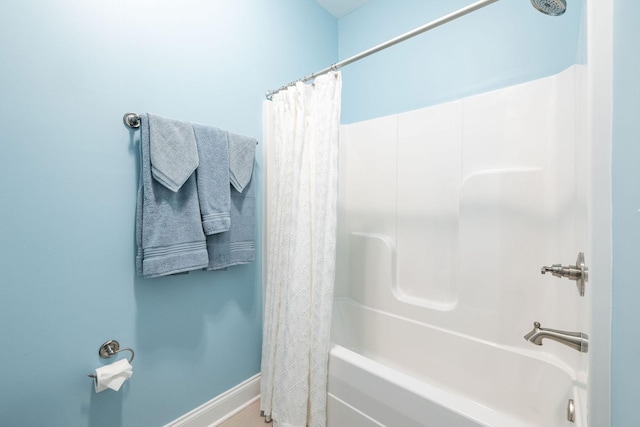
328, 342, 586, 427
331, 296, 587, 383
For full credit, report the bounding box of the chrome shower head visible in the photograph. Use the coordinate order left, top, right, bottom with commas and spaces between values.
531, 0, 566, 16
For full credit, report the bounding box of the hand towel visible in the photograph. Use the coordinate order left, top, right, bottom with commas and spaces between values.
205, 132, 257, 270
148, 113, 199, 192
228, 131, 256, 193
193, 124, 231, 235
136, 113, 209, 278
206, 177, 256, 270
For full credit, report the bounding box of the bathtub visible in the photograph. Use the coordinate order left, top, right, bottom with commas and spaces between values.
327, 299, 586, 427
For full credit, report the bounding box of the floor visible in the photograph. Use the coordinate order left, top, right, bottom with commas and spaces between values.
219, 399, 270, 427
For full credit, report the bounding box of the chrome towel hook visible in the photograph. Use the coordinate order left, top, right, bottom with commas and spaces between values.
87, 339, 135, 380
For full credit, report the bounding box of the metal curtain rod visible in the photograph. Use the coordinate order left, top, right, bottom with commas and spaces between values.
265, 0, 500, 100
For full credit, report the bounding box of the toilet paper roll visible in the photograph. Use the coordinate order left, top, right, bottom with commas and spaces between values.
94, 359, 133, 393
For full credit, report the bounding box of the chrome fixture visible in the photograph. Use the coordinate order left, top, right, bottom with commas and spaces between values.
265, 0, 502, 100
121, 112, 258, 144
96, 340, 135, 362
123, 112, 141, 129
567, 399, 576, 423
531, 0, 567, 16
524, 322, 588, 353
87, 339, 135, 381
541, 252, 588, 296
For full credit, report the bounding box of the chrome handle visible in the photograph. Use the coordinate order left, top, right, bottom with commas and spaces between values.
567, 399, 575, 423
541, 264, 582, 280
541, 252, 588, 296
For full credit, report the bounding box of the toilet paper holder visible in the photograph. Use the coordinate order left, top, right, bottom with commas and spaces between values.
87, 339, 135, 380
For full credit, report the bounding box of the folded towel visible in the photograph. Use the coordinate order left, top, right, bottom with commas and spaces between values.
206, 177, 256, 270
148, 113, 199, 192
136, 113, 209, 278
193, 124, 231, 235
206, 133, 257, 270
228, 131, 256, 193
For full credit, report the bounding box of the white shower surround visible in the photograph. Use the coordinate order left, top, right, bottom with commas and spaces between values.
329, 65, 589, 426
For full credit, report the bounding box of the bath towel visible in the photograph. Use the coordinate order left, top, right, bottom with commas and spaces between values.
228, 131, 256, 193
136, 113, 209, 278
148, 113, 199, 192
192, 124, 231, 235
206, 132, 257, 270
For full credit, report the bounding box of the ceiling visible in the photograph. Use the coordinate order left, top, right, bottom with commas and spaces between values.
314, 0, 373, 18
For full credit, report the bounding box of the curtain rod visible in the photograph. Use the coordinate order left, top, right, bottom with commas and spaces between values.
265, 0, 500, 100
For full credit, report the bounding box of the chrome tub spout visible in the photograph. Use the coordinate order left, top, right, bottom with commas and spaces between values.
524, 322, 589, 353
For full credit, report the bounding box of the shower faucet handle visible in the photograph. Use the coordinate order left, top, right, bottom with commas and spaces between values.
541, 264, 580, 279
541, 252, 588, 297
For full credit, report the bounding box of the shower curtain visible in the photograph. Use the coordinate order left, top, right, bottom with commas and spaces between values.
260, 71, 342, 427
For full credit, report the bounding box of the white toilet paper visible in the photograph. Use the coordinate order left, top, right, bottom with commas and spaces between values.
94, 359, 133, 393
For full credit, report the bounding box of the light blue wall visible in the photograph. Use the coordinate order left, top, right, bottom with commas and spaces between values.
338, 0, 585, 124
612, 0, 640, 425
0, 1, 336, 426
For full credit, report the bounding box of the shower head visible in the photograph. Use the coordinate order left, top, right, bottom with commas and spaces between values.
531, 0, 566, 16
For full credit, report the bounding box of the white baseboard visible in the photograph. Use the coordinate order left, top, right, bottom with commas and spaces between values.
164, 374, 261, 427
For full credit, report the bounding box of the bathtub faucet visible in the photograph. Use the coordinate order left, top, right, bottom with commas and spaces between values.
524, 322, 589, 353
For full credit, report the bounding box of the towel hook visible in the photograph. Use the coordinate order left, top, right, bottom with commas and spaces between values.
87, 339, 135, 380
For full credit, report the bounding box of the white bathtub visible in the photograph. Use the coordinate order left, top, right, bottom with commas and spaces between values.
327, 299, 586, 427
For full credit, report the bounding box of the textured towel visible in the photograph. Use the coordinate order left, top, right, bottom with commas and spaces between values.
148, 113, 199, 192
206, 132, 257, 270
193, 124, 231, 235
136, 113, 209, 278
207, 132, 257, 270
228, 131, 256, 193
205, 177, 256, 270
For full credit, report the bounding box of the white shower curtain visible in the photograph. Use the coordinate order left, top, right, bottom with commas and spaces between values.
260, 71, 341, 427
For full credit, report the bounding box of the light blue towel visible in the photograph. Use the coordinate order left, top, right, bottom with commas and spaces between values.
205, 177, 256, 270
193, 124, 231, 235
136, 113, 209, 278
206, 132, 257, 270
148, 113, 199, 192
228, 131, 256, 193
